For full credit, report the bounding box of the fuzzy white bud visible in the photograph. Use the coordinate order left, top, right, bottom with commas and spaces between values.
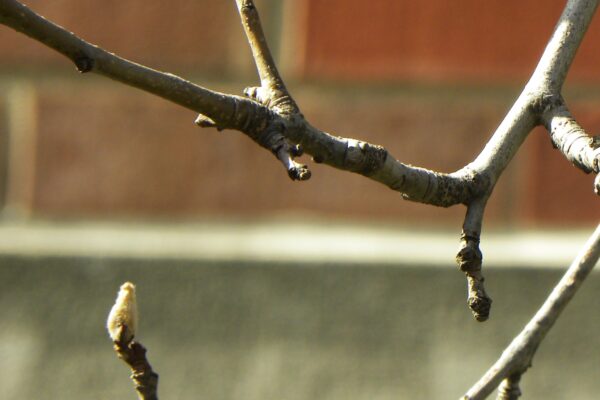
107, 282, 138, 342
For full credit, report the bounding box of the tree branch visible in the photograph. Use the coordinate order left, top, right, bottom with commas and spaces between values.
0, 0, 478, 204
464, 0, 598, 181
0, 0, 597, 323
448, 0, 599, 318
527, 0, 599, 94
540, 95, 600, 183
462, 223, 600, 400
229, 0, 308, 179
235, 0, 298, 114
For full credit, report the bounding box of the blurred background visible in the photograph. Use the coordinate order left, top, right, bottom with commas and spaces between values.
0, 0, 599, 399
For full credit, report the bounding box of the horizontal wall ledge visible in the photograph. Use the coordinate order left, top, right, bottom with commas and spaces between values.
0, 219, 593, 269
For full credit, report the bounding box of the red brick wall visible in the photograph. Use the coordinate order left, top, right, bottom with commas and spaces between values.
0, 1, 598, 226
0, 0, 241, 72
297, 0, 600, 83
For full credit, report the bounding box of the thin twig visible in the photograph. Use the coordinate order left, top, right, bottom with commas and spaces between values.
233, 0, 307, 178
235, 0, 298, 114
113, 326, 159, 400
456, 197, 492, 321
462, 223, 600, 400
526, 0, 599, 94
540, 95, 600, 181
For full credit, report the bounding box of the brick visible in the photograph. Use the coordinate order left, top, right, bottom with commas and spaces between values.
295, 0, 600, 83
0, 1, 246, 73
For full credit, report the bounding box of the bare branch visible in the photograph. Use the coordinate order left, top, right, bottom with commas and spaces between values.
465, 0, 599, 183
462, 223, 600, 400
540, 95, 600, 181
527, 0, 599, 93
293, 125, 478, 206
456, 197, 492, 322
235, 0, 299, 114
446, 0, 599, 322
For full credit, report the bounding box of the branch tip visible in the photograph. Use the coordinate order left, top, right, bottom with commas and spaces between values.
468, 289, 493, 322
108, 283, 159, 400
287, 164, 311, 181
275, 143, 311, 181
107, 282, 138, 343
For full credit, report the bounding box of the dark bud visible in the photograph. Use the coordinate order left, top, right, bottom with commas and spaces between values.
194, 114, 217, 128
74, 56, 94, 73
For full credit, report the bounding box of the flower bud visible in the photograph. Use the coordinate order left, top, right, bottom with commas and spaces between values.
107, 282, 138, 342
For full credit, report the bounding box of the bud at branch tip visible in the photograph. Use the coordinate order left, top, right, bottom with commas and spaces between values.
107, 282, 138, 343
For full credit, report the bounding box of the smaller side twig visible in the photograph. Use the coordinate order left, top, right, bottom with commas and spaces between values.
201, 0, 310, 181
235, 0, 298, 114
107, 282, 159, 400
456, 198, 492, 321
496, 373, 522, 400
540, 95, 600, 195
197, 0, 307, 180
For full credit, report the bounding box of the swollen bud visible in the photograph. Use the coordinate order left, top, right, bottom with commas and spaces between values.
107, 282, 138, 343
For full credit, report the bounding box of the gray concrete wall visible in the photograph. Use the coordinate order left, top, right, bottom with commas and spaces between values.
0, 256, 599, 399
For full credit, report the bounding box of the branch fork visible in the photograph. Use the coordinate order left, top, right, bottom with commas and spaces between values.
193, 0, 309, 180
